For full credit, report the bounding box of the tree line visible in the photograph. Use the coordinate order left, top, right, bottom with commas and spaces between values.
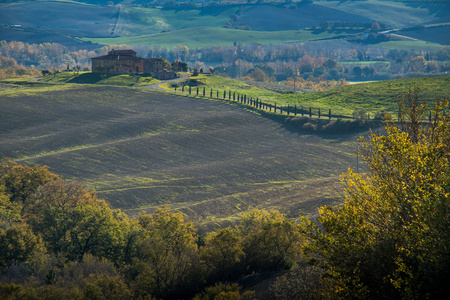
1, 90, 448, 299
2, 39, 450, 82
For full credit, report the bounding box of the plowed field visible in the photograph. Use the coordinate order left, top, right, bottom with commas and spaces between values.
0, 85, 358, 230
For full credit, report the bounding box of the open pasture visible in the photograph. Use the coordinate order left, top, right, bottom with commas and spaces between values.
0, 1, 117, 37
235, 3, 373, 31
318, 1, 450, 28
163, 75, 450, 117
0, 84, 357, 230
82, 26, 342, 49
397, 25, 450, 46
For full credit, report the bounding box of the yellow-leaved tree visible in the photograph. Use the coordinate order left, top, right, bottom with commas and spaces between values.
301, 89, 449, 299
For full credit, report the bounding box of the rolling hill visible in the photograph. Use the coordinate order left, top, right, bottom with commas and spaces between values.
0, 83, 358, 230
1, 1, 449, 49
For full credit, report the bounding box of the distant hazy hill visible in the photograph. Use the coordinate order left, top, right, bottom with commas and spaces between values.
0, 1, 449, 49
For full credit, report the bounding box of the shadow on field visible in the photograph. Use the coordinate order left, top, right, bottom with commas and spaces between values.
241, 103, 383, 138
67, 73, 113, 84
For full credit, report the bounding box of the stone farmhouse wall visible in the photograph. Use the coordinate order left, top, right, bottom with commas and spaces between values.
91, 50, 176, 79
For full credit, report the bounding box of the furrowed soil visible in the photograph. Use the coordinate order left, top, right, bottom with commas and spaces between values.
0, 85, 358, 231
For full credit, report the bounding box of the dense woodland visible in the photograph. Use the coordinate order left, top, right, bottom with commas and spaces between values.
0, 92, 448, 299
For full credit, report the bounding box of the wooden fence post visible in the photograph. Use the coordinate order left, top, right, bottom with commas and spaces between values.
329, 109, 331, 119
294, 105, 297, 116
196, 87, 199, 95
274, 103, 277, 113
217, 90, 219, 98
318, 108, 321, 119
309, 107, 312, 118
301, 106, 303, 116
210, 89, 212, 97
189, 86, 191, 94
203, 87, 205, 96
182, 85, 184, 92
223, 90, 226, 99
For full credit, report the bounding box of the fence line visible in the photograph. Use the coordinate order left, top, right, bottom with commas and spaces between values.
173, 85, 368, 121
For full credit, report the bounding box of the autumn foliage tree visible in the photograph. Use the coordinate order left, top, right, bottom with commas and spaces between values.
301, 90, 449, 299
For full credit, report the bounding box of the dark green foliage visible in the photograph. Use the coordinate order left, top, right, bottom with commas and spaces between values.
0, 160, 309, 298
0, 158, 59, 212
239, 209, 304, 272
269, 265, 329, 300
0, 224, 44, 269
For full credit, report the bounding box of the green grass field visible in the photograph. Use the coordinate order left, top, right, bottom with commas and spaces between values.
83, 27, 343, 49
163, 74, 450, 117
275, 75, 450, 115
114, 6, 238, 36
0, 84, 358, 230
318, 0, 450, 27
39, 71, 160, 86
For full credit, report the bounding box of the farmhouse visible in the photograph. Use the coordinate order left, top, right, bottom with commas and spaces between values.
91, 49, 177, 79
91, 49, 144, 74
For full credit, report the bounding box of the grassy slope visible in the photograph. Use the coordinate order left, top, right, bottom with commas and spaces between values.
115, 6, 237, 36
235, 3, 374, 31
163, 74, 450, 116
0, 1, 117, 37
276, 75, 450, 115
318, 0, 450, 27
396, 25, 450, 45
0, 84, 357, 230
83, 27, 345, 48
39, 71, 160, 86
